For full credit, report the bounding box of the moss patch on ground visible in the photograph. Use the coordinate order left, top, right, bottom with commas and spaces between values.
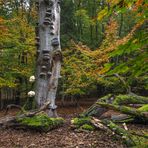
80, 124, 95, 131
71, 117, 95, 131
71, 117, 91, 126
17, 113, 65, 132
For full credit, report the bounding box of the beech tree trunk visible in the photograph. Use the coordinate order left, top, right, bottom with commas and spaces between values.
35, 0, 62, 117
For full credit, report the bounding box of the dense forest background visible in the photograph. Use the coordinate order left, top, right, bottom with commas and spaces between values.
0, 0, 147, 108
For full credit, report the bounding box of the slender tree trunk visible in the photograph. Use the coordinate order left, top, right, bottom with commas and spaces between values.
35, 0, 62, 117
119, 13, 123, 37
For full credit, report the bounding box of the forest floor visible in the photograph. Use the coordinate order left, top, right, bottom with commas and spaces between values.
0, 101, 147, 148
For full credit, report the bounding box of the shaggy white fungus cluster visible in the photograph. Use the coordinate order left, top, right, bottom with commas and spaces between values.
28, 91, 35, 97
29, 76, 35, 83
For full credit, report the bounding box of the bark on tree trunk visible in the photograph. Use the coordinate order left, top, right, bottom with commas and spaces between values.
35, 0, 62, 117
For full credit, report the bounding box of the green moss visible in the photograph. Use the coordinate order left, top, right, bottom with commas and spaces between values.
17, 113, 64, 132
80, 124, 95, 131
138, 104, 148, 112
71, 117, 96, 131
132, 136, 148, 148
113, 95, 148, 105
71, 117, 91, 127
102, 120, 136, 146
99, 94, 113, 102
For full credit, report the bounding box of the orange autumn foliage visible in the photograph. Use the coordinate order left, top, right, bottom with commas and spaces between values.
73, 18, 144, 76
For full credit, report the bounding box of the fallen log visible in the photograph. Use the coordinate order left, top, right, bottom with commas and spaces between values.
100, 119, 136, 146
91, 117, 148, 144
90, 117, 108, 131
0, 101, 51, 126
0, 101, 64, 131
111, 114, 133, 123
90, 117, 136, 146
97, 102, 148, 123
80, 94, 114, 117
113, 94, 148, 105
81, 94, 148, 120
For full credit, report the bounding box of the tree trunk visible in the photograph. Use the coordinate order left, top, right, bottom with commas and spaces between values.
35, 0, 62, 117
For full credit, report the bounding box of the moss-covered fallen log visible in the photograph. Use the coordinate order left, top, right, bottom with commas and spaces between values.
97, 102, 148, 123
82, 94, 148, 120
0, 101, 51, 126
16, 114, 64, 132
0, 101, 65, 132
111, 114, 133, 123
113, 94, 148, 105
99, 94, 148, 105
81, 94, 113, 117
71, 117, 135, 147
101, 119, 136, 146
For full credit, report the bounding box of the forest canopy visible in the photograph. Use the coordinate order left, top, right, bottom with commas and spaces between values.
0, 0, 147, 100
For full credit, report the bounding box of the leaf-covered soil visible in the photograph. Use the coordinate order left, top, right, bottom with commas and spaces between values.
0, 105, 147, 148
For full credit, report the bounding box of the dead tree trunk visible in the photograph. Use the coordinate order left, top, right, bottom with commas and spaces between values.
35, 0, 62, 117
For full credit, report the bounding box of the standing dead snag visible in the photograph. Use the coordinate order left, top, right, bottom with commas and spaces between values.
35, 0, 62, 117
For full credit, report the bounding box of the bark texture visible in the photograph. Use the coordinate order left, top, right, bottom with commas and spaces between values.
81, 94, 148, 120
35, 0, 62, 116
80, 94, 114, 117
97, 102, 148, 123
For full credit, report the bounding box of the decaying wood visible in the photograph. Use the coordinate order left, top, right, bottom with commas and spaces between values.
0, 101, 51, 127
81, 94, 114, 117
90, 117, 108, 131
81, 94, 148, 121
89, 117, 136, 146
5, 104, 25, 115
102, 119, 136, 146
113, 94, 148, 105
35, 0, 62, 117
97, 102, 148, 123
